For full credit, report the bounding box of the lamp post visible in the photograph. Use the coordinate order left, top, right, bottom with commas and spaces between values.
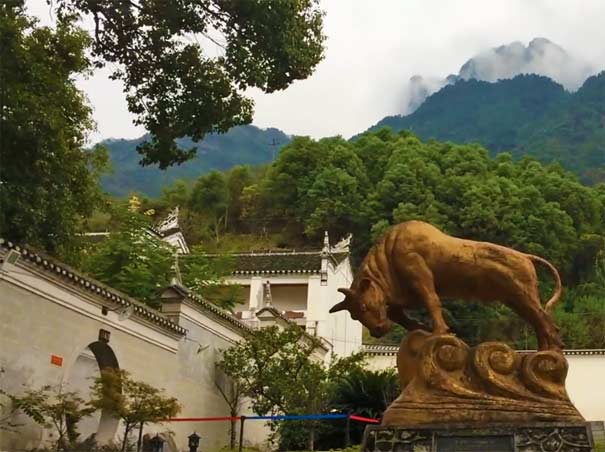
150, 434, 164, 452
188, 432, 201, 452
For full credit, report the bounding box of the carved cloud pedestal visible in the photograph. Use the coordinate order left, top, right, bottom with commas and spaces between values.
362, 331, 593, 451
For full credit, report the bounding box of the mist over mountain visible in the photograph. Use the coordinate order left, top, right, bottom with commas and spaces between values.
100, 39, 603, 196
402, 38, 595, 114
366, 72, 605, 182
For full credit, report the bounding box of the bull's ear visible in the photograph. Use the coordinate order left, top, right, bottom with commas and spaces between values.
359, 278, 371, 292
337, 288, 355, 298
329, 300, 349, 313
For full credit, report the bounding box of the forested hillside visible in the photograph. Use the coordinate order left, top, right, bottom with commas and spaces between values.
366, 73, 605, 182
112, 129, 605, 348
100, 125, 291, 196
101, 73, 605, 197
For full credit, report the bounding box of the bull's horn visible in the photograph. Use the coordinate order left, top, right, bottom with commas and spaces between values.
329, 300, 349, 313
337, 288, 355, 298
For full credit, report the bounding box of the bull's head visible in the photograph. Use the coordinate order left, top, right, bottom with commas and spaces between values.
329, 278, 393, 338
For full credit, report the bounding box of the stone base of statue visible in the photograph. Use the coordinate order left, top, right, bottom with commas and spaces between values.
361, 331, 592, 451
362, 423, 595, 451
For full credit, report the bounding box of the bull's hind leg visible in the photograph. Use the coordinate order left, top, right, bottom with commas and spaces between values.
394, 253, 450, 335
507, 293, 563, 351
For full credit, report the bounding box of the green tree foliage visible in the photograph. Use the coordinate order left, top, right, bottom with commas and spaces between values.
263, 136, 369, 240
9, 384, 95, 450
262, 130, 605, 278
89, 369, 180, 452
190, 171, 229, 242
188, 129, 605, 348
81, 198, 240, 309
0, 4, 107, 257
81, 200, 174, 308
331, 368, 400, 445
90, 127, 605, 348
218, 324, 364, 450
225, 165, 253, 231
53, 0, 325, 168
0, 386, 45, 433
179, 247, 243, 310
553, 253, 605, 349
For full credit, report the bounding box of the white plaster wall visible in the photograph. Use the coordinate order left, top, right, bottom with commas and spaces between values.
565, 355, 605, 422
364, 352, 605, 422
0, 278, 180, 451
165, 302, 271, 448
0, 264, 270, 451
364, 353, 397, 372
322, 258, 361, 357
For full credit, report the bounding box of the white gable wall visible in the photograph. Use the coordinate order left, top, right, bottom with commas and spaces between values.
321, 256, 361, 357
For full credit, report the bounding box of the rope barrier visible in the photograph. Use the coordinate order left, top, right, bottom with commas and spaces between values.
166, 413, 379, 423
247, 414, 348, 421
349, 414, 380, 424
167, 416, 240, 422
165, 412, 382, 452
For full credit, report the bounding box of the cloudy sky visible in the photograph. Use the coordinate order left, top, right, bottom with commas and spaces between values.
26, 0, 605, 142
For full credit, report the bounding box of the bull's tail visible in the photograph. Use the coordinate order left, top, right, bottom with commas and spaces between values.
527, 254, 562, 314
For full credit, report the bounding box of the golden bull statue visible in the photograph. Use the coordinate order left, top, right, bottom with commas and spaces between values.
330, 221, 585, 426
330, 220, 563, 350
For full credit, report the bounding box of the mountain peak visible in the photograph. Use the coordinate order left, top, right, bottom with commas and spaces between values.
403, 38, 595, 115
457, 38, 588, 89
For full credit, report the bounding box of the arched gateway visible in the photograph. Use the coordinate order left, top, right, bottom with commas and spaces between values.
66, 335, 120, 443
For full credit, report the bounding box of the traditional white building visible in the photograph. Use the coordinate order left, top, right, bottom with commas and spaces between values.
152, 207, 362, 358
203, 233, 363, 358
83, 208, 361, 359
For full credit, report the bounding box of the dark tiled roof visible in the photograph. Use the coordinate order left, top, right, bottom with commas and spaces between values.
230, 252, 321, 274
157, 227, 181, 238
362, 344, 399, 355
201, 250, 349, 275
165, 284, 253, 334
0, 239, 186, 335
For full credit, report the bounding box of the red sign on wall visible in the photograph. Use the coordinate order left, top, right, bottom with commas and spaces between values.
50, 355, 63, 367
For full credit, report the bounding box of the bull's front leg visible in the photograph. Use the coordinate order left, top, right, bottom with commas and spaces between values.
393, 252, 451, 335
387, 305, 430, 332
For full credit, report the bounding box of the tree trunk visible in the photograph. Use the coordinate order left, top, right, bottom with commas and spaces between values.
230, 417, 236, 449
215, 217, 221, 243
121, 425, 131, 452
137, 422, 144, 452
309, 424, 315, 451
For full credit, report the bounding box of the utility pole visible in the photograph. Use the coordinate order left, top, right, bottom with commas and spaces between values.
268, 138, 281, 161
